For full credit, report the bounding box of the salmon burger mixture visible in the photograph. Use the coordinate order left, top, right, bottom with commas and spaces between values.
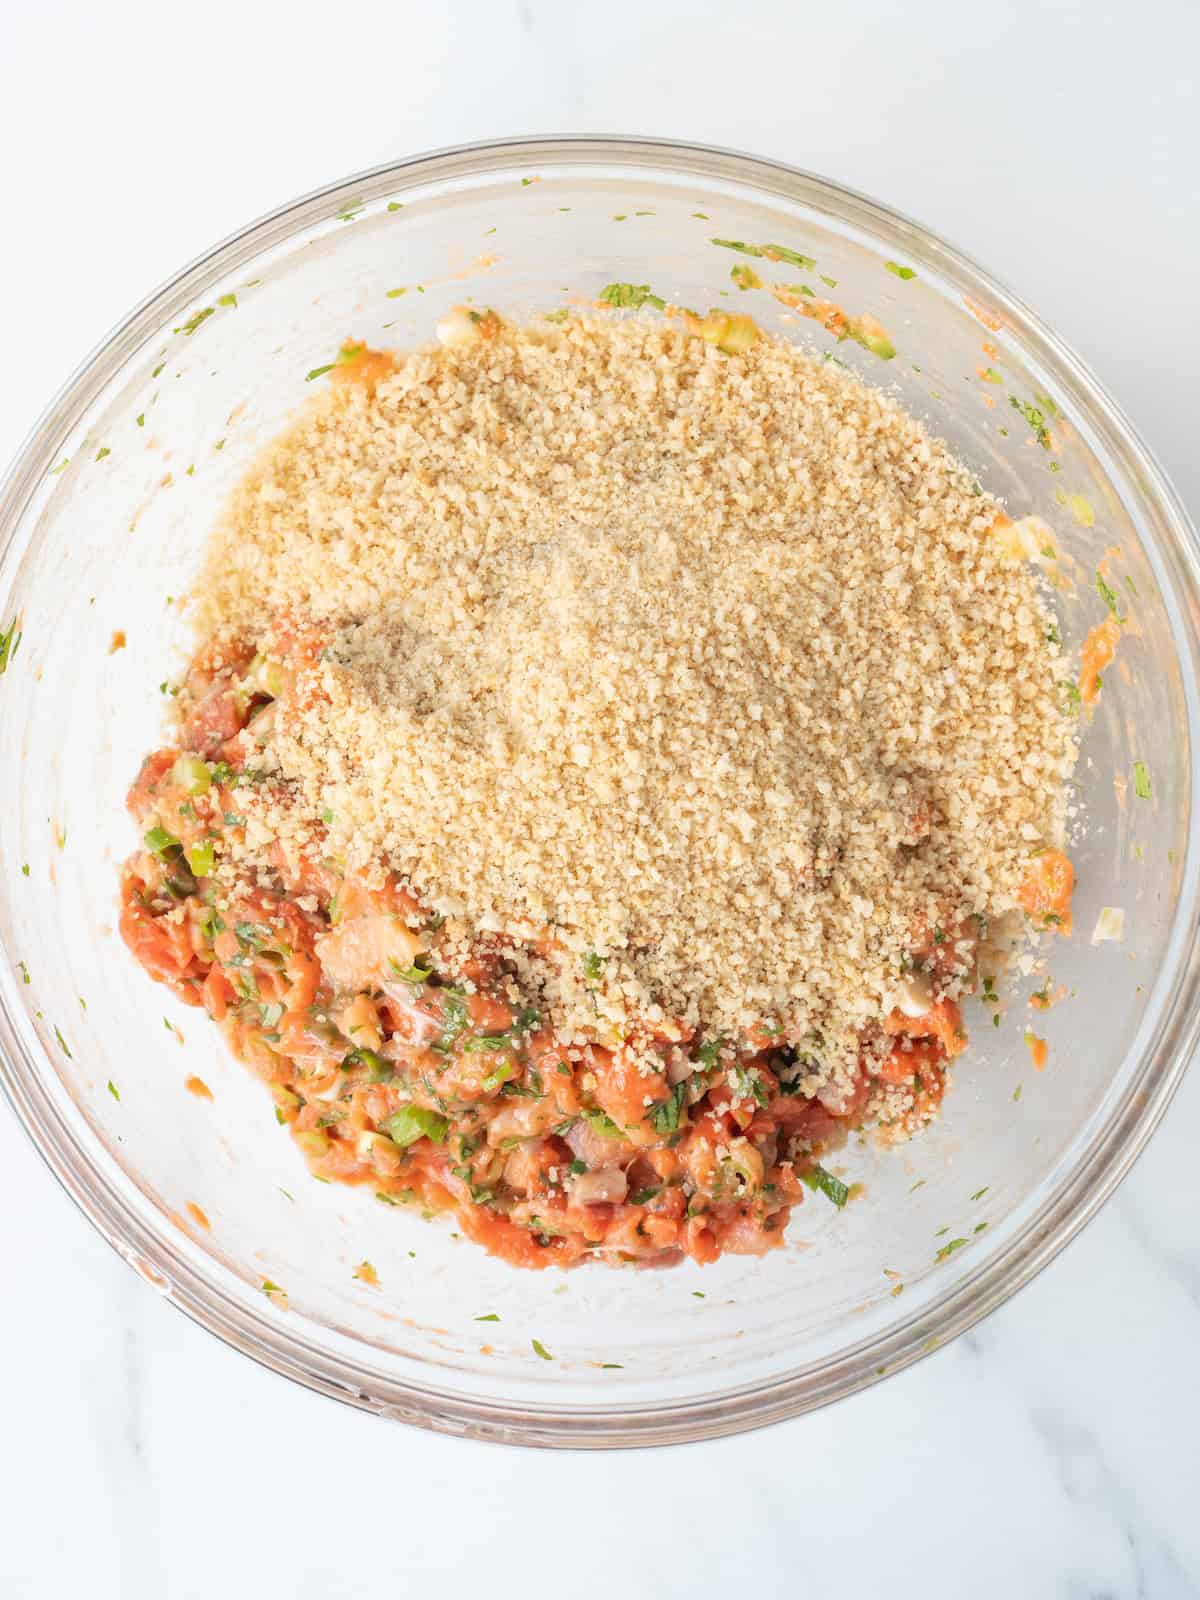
120, 312, 1077, 1269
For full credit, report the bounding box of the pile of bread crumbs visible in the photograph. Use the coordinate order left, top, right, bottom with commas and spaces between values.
195, 315, 1075, 1084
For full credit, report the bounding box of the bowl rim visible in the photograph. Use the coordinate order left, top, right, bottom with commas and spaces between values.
1, 132, 1197, 1448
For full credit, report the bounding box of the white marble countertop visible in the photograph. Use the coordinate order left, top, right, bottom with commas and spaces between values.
2, 1, 1198, 1595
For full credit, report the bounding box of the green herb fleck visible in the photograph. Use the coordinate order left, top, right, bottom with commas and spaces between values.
730, 262, 762, 291
935, 1237, 969, 1261
1096, 572, 1125, 621
1133, 761, 1151, 800
217, 293, 237, 309
107, 1079, 120, 1100
969, 1186, 989, 1201
582, 950, 605, 981
531, 1338, 553, 1360
599, 282, 665, 311
650, 1083, 686, 1136
885, 261, 917, 280
1009, 395, 1052, 449
175, 307, 215, 337
474, 1313, 500, 1322
803, 1163, 849, 1207
305, 364, 335, 381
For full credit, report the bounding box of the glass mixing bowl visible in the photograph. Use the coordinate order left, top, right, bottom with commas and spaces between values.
0, 136, 1196, 1448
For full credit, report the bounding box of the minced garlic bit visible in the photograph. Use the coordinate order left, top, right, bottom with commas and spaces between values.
198, 316, 1074, 1069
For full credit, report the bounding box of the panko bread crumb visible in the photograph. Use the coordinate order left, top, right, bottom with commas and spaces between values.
198, 316, 1074, 1074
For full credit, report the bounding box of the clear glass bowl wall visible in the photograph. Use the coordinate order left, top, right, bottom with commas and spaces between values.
0, 139, 1196, 1447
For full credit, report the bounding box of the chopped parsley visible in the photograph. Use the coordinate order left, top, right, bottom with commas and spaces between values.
885, 261, 917, 280
649, 1083, 686, 1136
629, 1186, 661, 1206
217, 292, 237, 309
727, 1063, 770, 1107
107, 1079, 120, 1101
474, 1313, 500, 1322
969, 1185, 989, 1201
581, 950, 605, 982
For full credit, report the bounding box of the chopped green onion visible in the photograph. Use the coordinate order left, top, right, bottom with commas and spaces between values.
885, 261, 917, 279
531, 1338, 553, 1361
144, 825, 181, 859
389, 960, 433, 984
481, 1060, 516, 1093
171, 755, 211, 795
582, 1108, 625, 1140
386, 1105, 449, 1148
343, 1047, 392, 1081
802, 1163, 850, 1207
1133, 761, 1151, 799
186, 841, 215, 877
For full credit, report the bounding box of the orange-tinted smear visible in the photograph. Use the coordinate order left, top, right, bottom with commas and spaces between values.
1080, 615, 1121, 707
109, 630, 126, 654
1019, 849, 1075, 935
1029, 982, 1067, 1012
330, 341, 396, 388
1025, 1033, 1048, 1071
185, 1075, 213, 1100
964, 296, 1005, 332
353, 1261, 380, 1287
185, 1201, 211, 1230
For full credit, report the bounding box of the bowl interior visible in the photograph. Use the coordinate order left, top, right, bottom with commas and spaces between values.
0, 141, 1195, 1444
